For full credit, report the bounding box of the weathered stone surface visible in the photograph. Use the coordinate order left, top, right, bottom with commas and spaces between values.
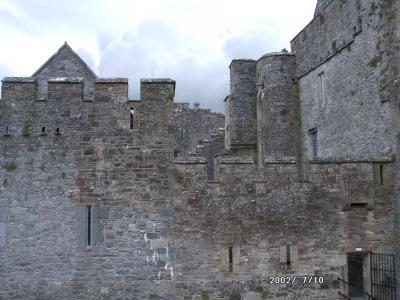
0, 0, 399, 299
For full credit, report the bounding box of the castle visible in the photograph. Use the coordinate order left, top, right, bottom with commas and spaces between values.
0, 0, 399, 299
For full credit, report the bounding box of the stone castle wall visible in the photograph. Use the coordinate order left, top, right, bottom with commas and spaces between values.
0, 0, 398, 299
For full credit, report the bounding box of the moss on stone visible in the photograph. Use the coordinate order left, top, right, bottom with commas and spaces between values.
368, 55, 381, 68
262, 290, 272, 299
331, 40, 337, 52
173, 167, 183, 184
163, 91, 174, 101
2, 162, 17, 171
201, 291, 209, 300
21, 119, 31, 136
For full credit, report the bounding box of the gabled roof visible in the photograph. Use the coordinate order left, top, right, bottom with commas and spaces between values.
32, 42, 97, 78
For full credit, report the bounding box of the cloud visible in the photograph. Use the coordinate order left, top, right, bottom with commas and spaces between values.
97, 20, 230, 111
223, 31, 279, 61
0, 0, 318, 112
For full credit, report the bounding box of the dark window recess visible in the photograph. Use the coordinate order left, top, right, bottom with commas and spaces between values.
87, 205, 91, 246
379, 164, 384, 186
55, 128, 60, 135
350, 203, 368, 208
286, 245, 291, 265
309, 128, 318, 159
129, 108, 134, 129
229, 246, 233, 272
174, 149, 180, 158
41, 127, 46, 135
4, 127, 10, 136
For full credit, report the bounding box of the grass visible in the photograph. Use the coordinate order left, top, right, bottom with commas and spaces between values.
331, 40, 337, 52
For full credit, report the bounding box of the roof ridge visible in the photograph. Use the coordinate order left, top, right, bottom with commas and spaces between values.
32, 42, 97, 78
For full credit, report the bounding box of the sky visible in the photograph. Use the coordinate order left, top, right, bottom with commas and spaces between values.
0, 0, 317, 112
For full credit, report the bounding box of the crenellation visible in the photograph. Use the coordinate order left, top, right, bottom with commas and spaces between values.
0, 0, 399, 299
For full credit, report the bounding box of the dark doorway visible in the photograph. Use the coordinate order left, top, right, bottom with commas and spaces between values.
348, 253, 365, 297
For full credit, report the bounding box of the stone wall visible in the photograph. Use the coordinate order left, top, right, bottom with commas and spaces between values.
291, 0, 361, 77
225, 60, 257, 151
294, 0, 394, 162
256, 53, 300, 164
0, 0, 398, 298
173, 155, 395, 299
0, 78, 176, 299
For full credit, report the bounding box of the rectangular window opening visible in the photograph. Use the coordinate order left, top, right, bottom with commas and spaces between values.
379, 164, 384, 186
129, 108, 134, 129
41, 127, 46, 135
229, 246, 233, 272
318, 72, 326, 108
350, 203, 368, 208
308, 128, 318, 159
55, 128, 60, 135
286, 245, 291, 265
87, 205, 91, 246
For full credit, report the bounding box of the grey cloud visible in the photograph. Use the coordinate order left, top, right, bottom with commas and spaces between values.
223, 32, 277, 61
98, 20, 229, 112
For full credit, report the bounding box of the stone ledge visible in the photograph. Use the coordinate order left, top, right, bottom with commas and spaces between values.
95, 78, 128, 83
309, 156, 395, 164
48, 77, 84, 83
141, 78, 175, 84
2, 77, 35, 83
174, 159, 207, 164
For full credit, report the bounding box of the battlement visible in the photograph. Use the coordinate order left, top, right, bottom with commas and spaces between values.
1, 76, 129, 103
140, 78, 176, 101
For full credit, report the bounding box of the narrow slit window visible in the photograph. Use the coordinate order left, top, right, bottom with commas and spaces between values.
55, 128, 60, 135
318, 72, 326, 108
229, 246, 233, 272
350, 203, 368, 208
286, 245, 291, 265
87, 205, 91, 246
41, 127, 46, 135
4, 127, 9, 136
129, 108, 134, 129
379, 164, 384, 186
309, 128, 318, 159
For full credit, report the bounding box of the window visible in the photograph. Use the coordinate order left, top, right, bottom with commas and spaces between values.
309, 128, 318, 159
379, 164, 384, 186
280, 245, 298, 269
55, 128, 60, 135
129, 108, 134, 129
229, 246, 233, 272
3, 127, 10, 136
318, 72, 326, 109
77, 205, 108, 249
87, 205, 91, 246
222, 246, 240, 273
41, 127, 46, 136
286, 245, 291, 265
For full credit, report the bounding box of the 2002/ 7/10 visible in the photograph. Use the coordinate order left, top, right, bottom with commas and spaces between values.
269, 276, 324, 284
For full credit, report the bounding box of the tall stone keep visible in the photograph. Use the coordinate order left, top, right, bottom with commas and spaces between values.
225, 59, 257, 152
256, 52, 299, 165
